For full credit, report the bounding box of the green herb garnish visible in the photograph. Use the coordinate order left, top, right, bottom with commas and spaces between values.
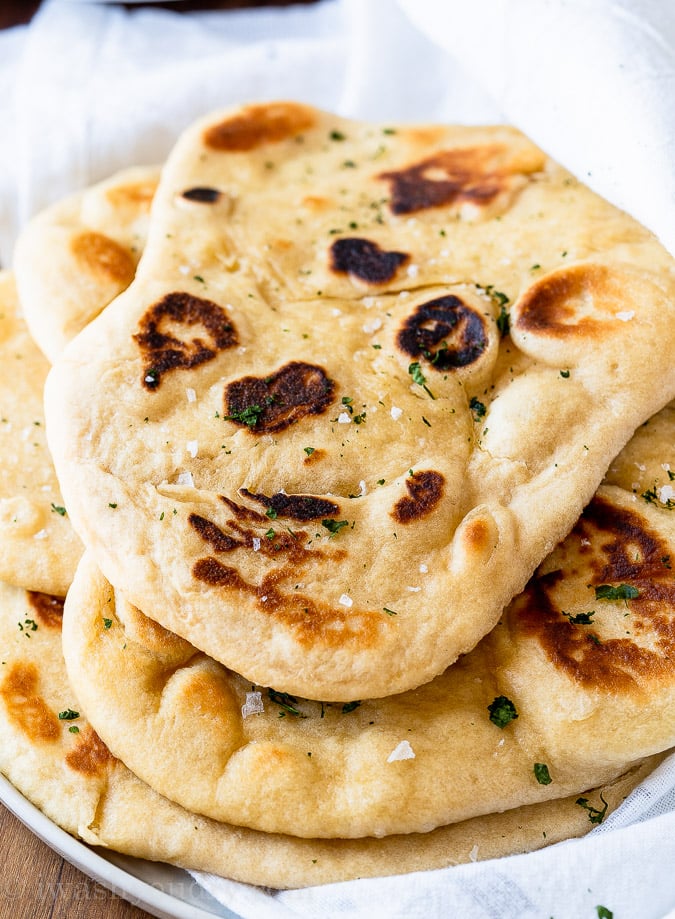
321, 519, 349, 537
533, 762, 552, 785
488, 695, 518, 728
103, 618, 113, 630
51, 504, 67, 516
560, 369, 570, 378
469, 397, 487, 421
268, 689, 304, 717
224, 404, 265, 427
58, 709, 80, 721
594, 584, 639, 601
304, 446, 315, 456
408, 362, 435, 399
562, 610, 596, 625
576, 793, 608, 825
642, 483, 675, 508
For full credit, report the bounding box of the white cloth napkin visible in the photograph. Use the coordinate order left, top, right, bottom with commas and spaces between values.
2, 2, 675, 917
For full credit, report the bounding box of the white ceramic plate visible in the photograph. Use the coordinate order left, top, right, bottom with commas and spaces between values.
0, 772, 241, 919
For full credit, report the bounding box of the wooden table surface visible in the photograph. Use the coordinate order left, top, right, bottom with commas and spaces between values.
1, 805, 154, 918
0, 5, 317, 917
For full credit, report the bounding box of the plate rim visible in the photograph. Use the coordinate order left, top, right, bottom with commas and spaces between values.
0, 771, 239, 919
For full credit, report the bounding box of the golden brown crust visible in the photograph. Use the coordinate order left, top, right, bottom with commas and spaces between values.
203, 101, 316, 152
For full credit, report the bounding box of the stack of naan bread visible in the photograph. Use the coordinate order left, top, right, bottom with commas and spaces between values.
2, 102, 675, 889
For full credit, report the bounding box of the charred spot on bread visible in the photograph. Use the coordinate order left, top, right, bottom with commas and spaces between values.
65, 725, 115, 776
378, 145, 515, 215
181, 187, 222, 203
203, 102, 316, 152
514, 496, 675, 691
514, 264, 621, 338
224, 362, 334, 433
397, 295, 489, 369
0, 662, 60, 742
392, 471, 445, 524
27, 592, 64, 630
239, 489, 340, 521
329, 237, 409, 284
134, 291, 238, 390
70, 231, 135, 285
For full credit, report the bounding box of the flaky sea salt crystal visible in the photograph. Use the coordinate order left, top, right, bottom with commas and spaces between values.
177, 471, 194, 488
387, 740, 415, 763
339, 594, 353, 608
186, 388, 197, 403
390, 406, 403, 420
186, 440, 198, 458
241, 692, 264, 718
338, 412, 351, 424
616, 310, 635, 321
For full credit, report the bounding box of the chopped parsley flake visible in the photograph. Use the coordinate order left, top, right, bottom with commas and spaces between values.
408, 362, 435, 399
266, 508, 278, 520
224, 404, 264, 427
18, 618, 37, 635
268, 688, 304, 717
562, 610, 595, 625
496, 303, 510, 337
51, 504, 67, 516
488, 695, 518, 728
103, 618, 113, 629
265, 527, 276, 540
594, 584, 639, 601
58, 709, 80, 721
304, 446, 315, 456
383, 607, 398, 616
596, 907, 613, 919
469, 397, 487, 421
108, 502, 118, 509
560, 369, 570, 378
329, 130, 346, 141
576, 793, 608, 825
533, 762, 552, 785
322, 519, 349, 537
68, 725, 80, 734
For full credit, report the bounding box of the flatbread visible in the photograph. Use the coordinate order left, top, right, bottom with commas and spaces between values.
0, 576, 661, 888
45, 103, 675, 701
61, 396, 675, 838
0, 271, 82, 596
14, 166, 158, 363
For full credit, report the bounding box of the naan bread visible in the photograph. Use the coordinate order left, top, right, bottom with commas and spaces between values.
14, 166, 158, 362
0, 577, 661, 888
62, 396, 675, 838
0, 272, 82, 596
46, 103, 675, 701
